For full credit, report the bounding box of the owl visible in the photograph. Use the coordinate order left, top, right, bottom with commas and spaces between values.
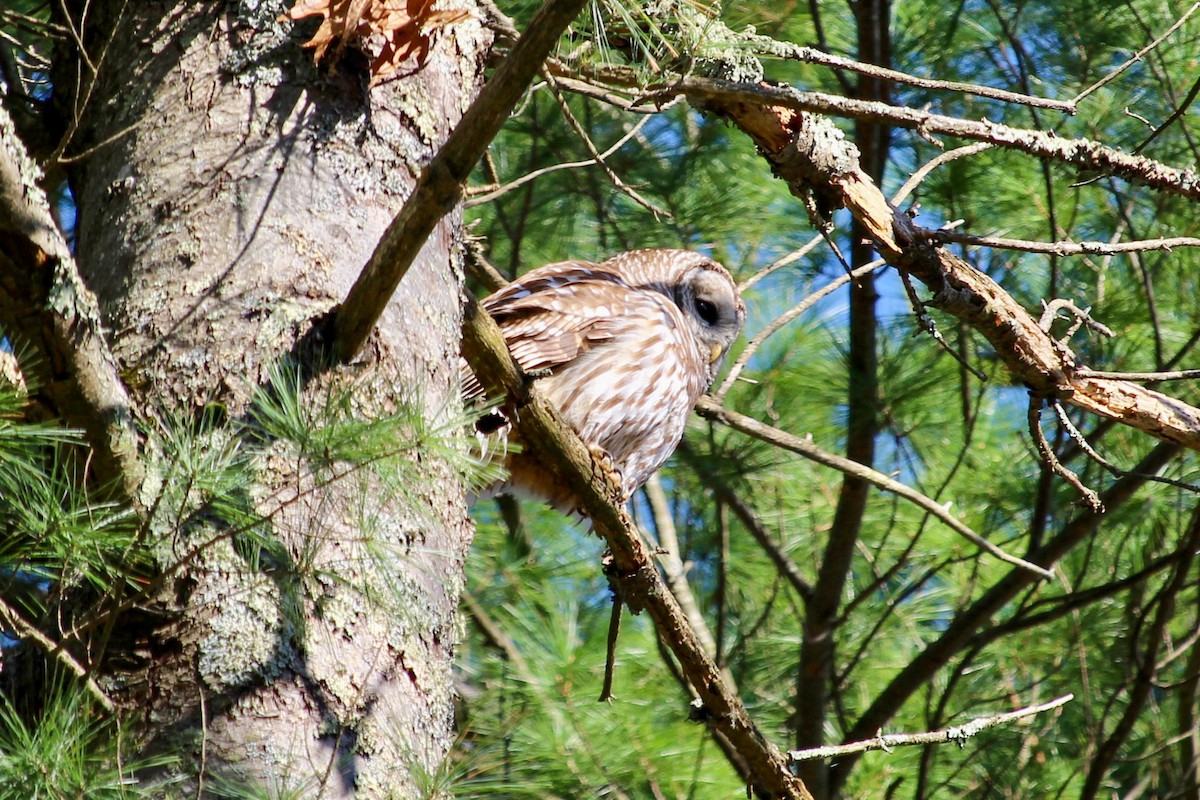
467, 248, 746, 512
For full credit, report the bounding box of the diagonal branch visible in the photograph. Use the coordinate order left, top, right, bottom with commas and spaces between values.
694, 398, 1053, 579
331, 0, 590, 362
0, 102, 141, 504
460, 295, 813, 800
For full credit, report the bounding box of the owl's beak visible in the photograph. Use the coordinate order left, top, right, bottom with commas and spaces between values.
709, 343, 723, 364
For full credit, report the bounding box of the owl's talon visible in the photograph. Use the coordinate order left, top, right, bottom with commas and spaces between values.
587, 443, 626, 496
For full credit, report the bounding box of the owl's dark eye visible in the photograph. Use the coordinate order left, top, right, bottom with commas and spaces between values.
694, 297, 719, 325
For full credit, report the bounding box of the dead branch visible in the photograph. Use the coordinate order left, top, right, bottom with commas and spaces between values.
928, 230, 1200, 257
747, 37, 1075, 112
739, 235, 825, 291
645, 76, 1200, 203
789, 694, 1074, 762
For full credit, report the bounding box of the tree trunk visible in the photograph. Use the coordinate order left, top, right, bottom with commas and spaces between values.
53, 0, 489, 794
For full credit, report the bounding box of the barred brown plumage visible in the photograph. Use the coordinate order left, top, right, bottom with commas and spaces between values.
465, 248, 746, 513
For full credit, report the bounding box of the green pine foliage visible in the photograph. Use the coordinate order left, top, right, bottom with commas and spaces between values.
457, 1, 1200, 797
0, 357, 499, 796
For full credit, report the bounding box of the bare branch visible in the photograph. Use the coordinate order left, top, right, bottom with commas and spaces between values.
1027, 397, 1103, 512
331, 0, 591, 362
1074, 368, 1200, 382
789, 694, 1074, 762
928, 230, 1200, 257
738, 234, 824, 291
694, 398, 1055, 579
653, 76, 1200, 203
748, 37, 1076, 112
0, 101, 141, 503
1135, 74, 1200, 155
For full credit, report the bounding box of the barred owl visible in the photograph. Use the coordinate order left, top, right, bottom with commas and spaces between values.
468, 248, 746, 512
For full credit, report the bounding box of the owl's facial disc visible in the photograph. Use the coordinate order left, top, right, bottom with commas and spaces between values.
687, 268, 745, 343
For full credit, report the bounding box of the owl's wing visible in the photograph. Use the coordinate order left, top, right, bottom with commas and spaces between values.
462, 262, 645, 404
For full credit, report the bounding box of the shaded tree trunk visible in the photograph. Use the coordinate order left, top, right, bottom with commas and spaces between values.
50, 0, 489, 794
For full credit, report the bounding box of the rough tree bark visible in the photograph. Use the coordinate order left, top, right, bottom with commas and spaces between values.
46, 0, 490, 795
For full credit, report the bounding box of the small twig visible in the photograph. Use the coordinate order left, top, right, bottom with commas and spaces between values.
739, 234, 824, 291
1038, 299, 1114, 339
926, 229, 1200, 258
1027, 395, 1104, 512
466, 113, 654, 208
1051, 401, 1200, 493
542, 71, 670, 218
715, 261, 882, 401
696, 398, 1054, 579
599, 580, 623, 702
892, 143, 993, 207
899, 271, 988, 382
1072, 2, 1200, 103
1135, 74, 1200, 155
196, 687, 208, 800
788, 694, 1074, 762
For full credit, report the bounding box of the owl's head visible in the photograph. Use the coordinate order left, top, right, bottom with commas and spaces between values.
674, 257, 746, 379
605, 249, 746, 380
